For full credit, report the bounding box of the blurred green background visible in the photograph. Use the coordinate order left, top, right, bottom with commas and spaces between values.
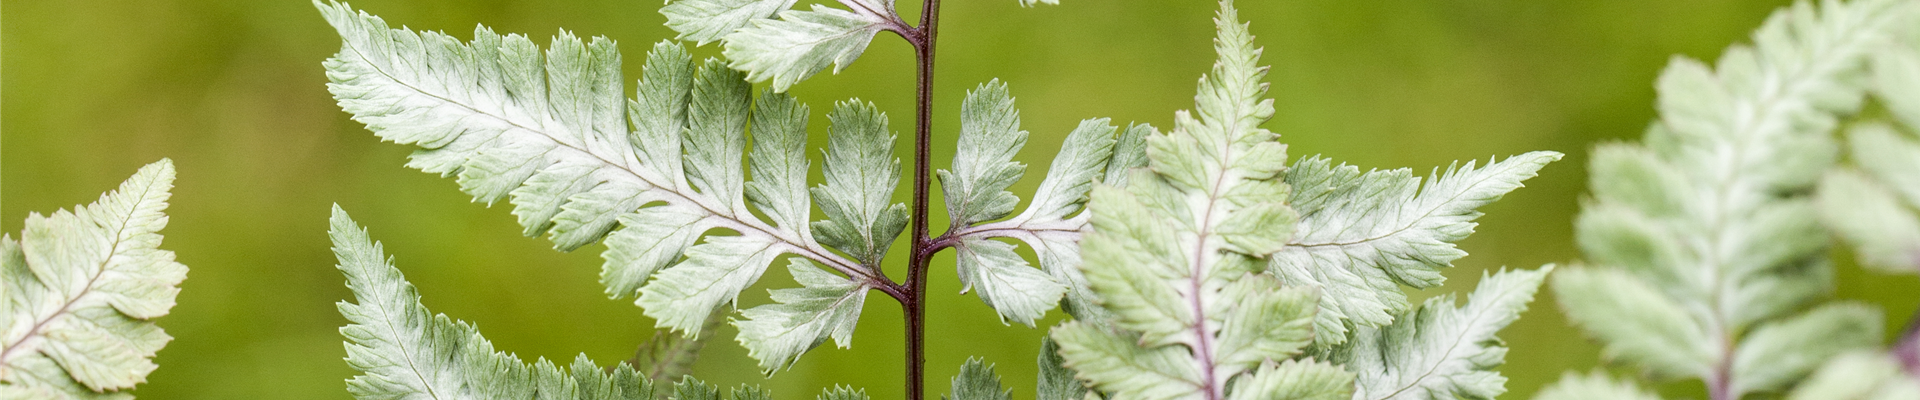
5, 0, 1917, 398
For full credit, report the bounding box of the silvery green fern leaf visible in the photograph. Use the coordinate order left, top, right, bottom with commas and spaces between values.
0, 160, 184, 399
662, 0, 798, 45
1224, 359, 1353, 400
1326, 267, 1551, 400
733, 259, 868, 373
722, 1, 899, 92
1053, 1, 1558, 398
331, 205, 694, 399
1551, 0, 1914, 397
1272, 153, 1558, 345
819, 386, 872, 400
953, 237, 1065, 326
1036, 338, 1092, 400
937, 80, 1143, 325
1052, 1, 1338, 398
943, 80, 1030, 229
665, 377, 773, 400
810, 100, 909, 267
317, 1, 893, 372
946, 358, 1012, 400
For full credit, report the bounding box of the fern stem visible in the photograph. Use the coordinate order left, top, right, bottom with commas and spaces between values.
900, 0, 942, 398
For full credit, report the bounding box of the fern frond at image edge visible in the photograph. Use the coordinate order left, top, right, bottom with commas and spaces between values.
0, 160, 186, 398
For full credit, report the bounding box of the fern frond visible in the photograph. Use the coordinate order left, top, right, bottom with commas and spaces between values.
1052, 1, 1555, 398
937, 80, 1143, 324
317, 2, 891, 371
1036, 338, 1092, 400
1223, 359, 1353, 400
943, 80, 1031, 229
810, 100, 909, 267
667, 377, 774, 400
1551, 266, 1715, 378
722, 1, 900, 92
662, 0, 798, 45
1272, 152, 1559, 344
733, 260, 868, 373
0, 160, 184, 398
1553, 0, 1914, 396
818, 385, 872, 400
945, 358, 1012, 400
332, 205, 692, 399
1054, 1, 1322, 398
1328, 267, 1551, 400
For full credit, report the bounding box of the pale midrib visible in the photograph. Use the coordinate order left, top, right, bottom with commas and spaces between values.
0, 177, 162, 376
1184, 117, 1258, 400
338, 39, 873, 283
1187, 170, 1228, 400
953, 216, 1084, 243
1179, 35, 1268, 399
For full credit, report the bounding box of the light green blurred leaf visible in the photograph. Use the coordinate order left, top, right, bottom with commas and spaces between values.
1730, 303, 1884, 394
1551, 266, 1716, 379
1531, 372, 1662, 400
629, 311, 725, 385
1556, 0, 1915, 395
1787, 352, 1920, 400
1050, 322, 1203, 400
1817, 167, 1920, 274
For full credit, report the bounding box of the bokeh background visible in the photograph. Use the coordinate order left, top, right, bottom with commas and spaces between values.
5, 0, 1917, 398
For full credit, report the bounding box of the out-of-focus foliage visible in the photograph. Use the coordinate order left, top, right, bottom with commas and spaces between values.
7, 0, 1919, 399
1543, 0, 1916, 398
